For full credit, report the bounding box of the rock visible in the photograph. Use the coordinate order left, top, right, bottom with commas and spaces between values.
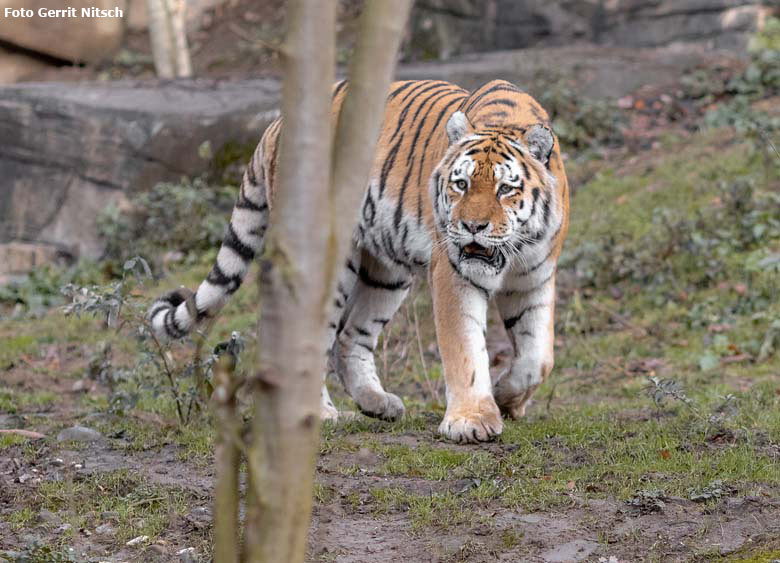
399, 43, 743, 100
95, 522, 116, 536
56, 426, 104, 443
0, 414, 25, 429
100, 511, 120, 521
0, 79, 281, 271
0, 242, 69, 282
177, 547, 197, 563
185, 506, 211, 530
0, 0, 126, 63
407, 0, 774, 58
37, 509, 61, 525
126, 535, 149, 546
55, 523, 72, 534
0, 46, 52, 84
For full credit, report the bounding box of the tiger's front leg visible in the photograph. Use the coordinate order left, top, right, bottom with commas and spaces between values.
493, 273, 556, 418
431, 250, 503, 443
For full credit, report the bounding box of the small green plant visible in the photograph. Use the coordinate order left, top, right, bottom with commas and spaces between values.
531, 71, 625, 150
61, 256, 243, 425
97, 178, 238, 275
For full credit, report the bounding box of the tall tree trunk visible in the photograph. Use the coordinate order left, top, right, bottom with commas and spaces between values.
241, 2, 412, 562
242, 1, 336, 561
146, 0, 192, 78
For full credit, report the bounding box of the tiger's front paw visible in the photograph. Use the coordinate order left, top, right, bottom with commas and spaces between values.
438, 397, 503, 443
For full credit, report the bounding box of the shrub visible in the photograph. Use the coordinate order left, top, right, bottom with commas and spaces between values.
97, 178, 238, 275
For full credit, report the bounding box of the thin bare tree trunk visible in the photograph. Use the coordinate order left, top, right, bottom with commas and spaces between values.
242, 1, 336, 561
146, 0, 192, 78
212, 353, 241, 563
239, 2, 411, 561
329, 0, 413, 281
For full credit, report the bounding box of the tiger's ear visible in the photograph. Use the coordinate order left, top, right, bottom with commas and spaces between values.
446, 111, 472, 145
523, 124, 554, 165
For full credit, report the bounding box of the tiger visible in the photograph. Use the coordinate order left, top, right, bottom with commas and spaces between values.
148, 79, 569, 443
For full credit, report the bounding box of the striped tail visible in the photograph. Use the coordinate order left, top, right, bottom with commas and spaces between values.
148, 136, 271, 340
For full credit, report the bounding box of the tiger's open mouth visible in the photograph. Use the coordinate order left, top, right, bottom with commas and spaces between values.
460, 242, 505, 269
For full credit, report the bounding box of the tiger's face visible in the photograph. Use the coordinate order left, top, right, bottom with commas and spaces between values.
432, 111, 556, 282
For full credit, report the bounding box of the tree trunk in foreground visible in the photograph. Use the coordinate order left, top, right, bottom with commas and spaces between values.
242, 1, 336, 562
146, 0, 192, 78
241, 1, 412, 562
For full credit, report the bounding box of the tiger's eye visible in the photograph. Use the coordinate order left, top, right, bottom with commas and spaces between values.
497, 184, 513, 196
455, 179, 467, 191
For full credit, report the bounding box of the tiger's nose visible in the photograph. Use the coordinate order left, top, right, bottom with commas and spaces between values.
462, 220, 489, 234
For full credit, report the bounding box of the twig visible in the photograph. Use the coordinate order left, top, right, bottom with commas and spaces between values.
212, 352, 242, 563
146, 323, 184, 425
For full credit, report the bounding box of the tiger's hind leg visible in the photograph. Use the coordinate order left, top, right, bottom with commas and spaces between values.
332, 249, 410, 421
493, 273, 556, 419
319, 249, 362, 421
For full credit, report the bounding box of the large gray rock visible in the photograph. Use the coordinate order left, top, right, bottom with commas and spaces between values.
0, 0, 127, 63
408, 0, 774, 58
0, 79, 280, 268
399, 43, 743, 100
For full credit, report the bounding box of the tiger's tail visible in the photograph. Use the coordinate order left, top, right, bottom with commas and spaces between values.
147, 130, 273, 340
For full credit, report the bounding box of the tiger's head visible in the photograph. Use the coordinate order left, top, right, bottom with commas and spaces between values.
431, 111, 557, 285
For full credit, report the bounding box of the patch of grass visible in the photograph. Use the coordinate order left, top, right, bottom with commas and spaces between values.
8, 506, 36, 530
0, 433, 28, 450
0, 389, 57, 414
376, 443, 495, 481
26, 469, 197, 545
0, 334, 37, 368
369, 487, 475, 532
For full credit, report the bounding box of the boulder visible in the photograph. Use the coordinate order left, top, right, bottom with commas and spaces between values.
56, 425, 104, 443
0, 0, 126, 63
0, 47, 53, 84
0, 79, 281, 268
407, 1, 776, 58
399, 43, 743, 100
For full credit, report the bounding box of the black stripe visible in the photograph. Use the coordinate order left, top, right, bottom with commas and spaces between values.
378, 136, 402, 198
355, 326, 371, 337
387, 80, 416, 101
332, 80, 348, 98
464, 83, 523, 114
389, 83, 447, 143
235, 197, 267, 213
148, 303, 170, 319
207, 263, 242, 294
362, 191, 376, 225
501, 271, 554, 298
358, 266, 409, 291
356, 342, 374, 353
223, 223, 256, 260
415, 95, 469, 186
477, 98, 517, 109
503, 304, 547, 331
164, 310, 186, 338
